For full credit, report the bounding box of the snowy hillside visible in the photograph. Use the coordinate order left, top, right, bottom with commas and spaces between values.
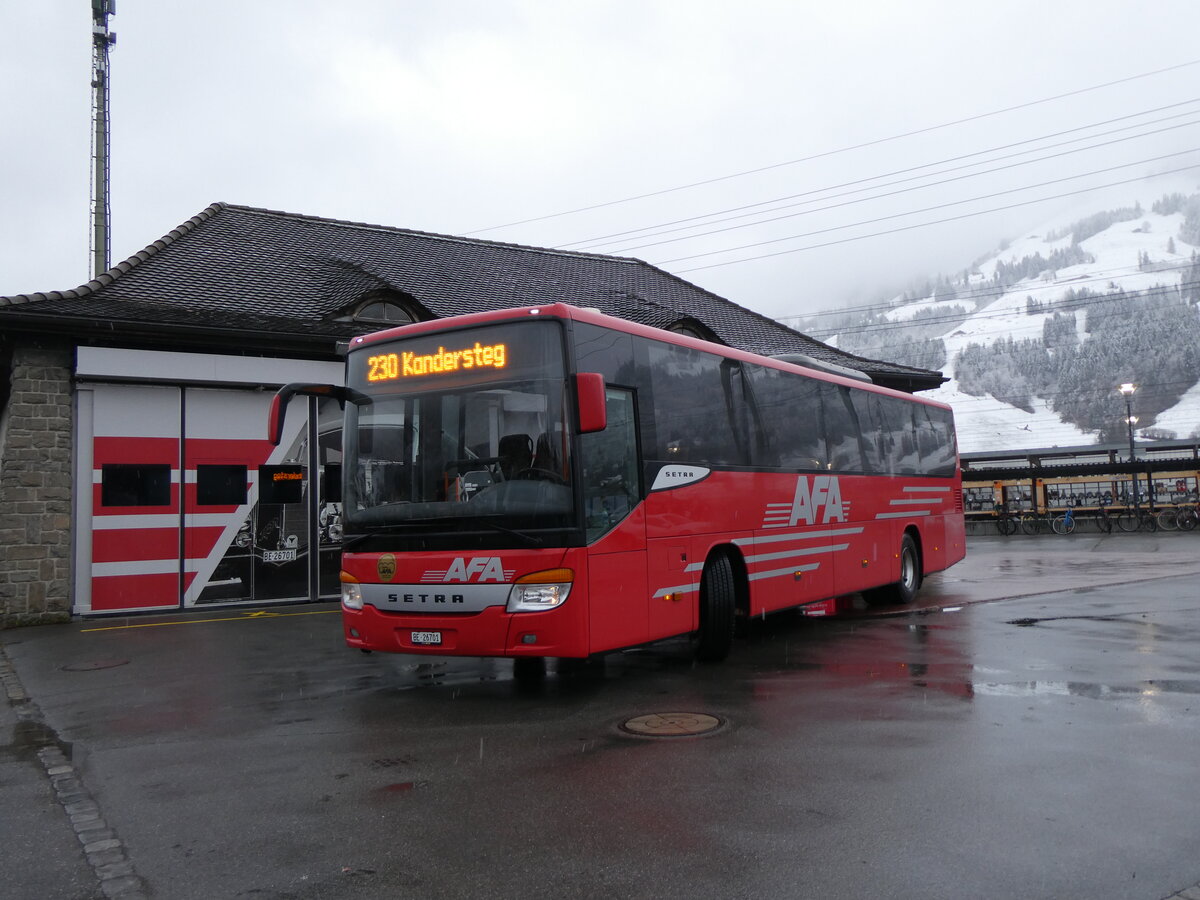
815, 192, 1200, 454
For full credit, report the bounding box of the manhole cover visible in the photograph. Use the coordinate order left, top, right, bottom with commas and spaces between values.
61, 659, 129, 672
619, 712, 724, 737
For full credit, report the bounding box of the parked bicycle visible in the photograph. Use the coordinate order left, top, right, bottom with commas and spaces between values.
994, 504, 1018, 536
1157, 504, 1198, 532
1178, 504, 1199, 531
1051, 506, 1076, 535
1116, 509, 1159, 533
1020, 512, 1048, 535
1156, 507, 1181, 531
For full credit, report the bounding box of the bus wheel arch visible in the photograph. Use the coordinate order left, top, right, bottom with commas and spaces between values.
863, 529, 922, 607
693, 547, 744, 663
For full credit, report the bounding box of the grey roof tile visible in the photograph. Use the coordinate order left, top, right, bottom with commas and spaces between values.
1, 202, 943, 389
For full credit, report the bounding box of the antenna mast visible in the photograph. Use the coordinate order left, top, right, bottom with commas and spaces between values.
90, 0, 116, 278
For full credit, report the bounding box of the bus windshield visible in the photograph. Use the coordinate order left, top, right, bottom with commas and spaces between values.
343, 321, 576, 534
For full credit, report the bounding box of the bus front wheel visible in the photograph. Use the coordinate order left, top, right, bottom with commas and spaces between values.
862, 534, 921, 607
694, 554, 736, 663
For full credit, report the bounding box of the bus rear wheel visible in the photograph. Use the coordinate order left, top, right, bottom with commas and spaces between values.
862, 534, 921, 607
694, 554, 736, 663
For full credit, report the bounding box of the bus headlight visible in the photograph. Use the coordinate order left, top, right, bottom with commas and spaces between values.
341, 572, 363, 610
507, 568, 573, 612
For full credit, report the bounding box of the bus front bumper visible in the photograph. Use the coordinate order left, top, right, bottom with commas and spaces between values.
342, 602, 586, 658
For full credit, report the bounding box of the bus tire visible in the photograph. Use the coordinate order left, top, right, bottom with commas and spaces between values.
695, 554, 736, 663
863, 534, 921, 607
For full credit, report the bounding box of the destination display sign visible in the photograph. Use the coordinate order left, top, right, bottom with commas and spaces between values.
351, 321, 563, 392
367, 341, 508, 383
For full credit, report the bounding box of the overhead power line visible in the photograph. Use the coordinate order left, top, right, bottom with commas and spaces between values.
603, 125, 1200, 256
665, 159, 1200, 273
827, 282, 1200, 391
563, 99, 1200, 252
783, 252, 1200, 325
798, 263, 1199, 337
820, 276, 1200, 350
463, 58, 1200, 235
657, 150, 1200, 266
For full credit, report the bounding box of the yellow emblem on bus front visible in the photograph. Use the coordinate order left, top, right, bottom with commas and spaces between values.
377, 554, 397, 581
367, 343, 507, 382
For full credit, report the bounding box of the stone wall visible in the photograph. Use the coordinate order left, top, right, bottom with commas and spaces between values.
0, 344, 73, 627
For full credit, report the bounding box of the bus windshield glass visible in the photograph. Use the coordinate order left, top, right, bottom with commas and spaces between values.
343, 320, 576, 532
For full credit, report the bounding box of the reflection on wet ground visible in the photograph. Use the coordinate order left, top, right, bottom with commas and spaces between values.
973, 679, 1200, 699
882, 531, 1200, 616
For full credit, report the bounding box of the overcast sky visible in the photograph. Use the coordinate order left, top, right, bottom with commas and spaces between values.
4, 1, 1200, 320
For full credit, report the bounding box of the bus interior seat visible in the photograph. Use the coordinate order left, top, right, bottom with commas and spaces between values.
498, 433, 533, 479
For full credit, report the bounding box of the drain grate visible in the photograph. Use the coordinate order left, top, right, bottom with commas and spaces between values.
619, 712, 724, 738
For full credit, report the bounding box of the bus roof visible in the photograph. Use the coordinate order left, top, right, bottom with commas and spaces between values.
349, 304, 953, 411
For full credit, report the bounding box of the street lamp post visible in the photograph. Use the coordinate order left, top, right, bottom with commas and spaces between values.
1119, 383, 1139, 512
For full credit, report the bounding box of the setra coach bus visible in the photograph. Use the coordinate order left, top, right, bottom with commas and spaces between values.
268, 303, 965, 663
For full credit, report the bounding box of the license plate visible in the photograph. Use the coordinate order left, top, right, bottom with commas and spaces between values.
262, 549, 297, 563
411, 631, 442, 646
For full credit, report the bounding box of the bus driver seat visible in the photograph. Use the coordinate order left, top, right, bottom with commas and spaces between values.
498, 433, 533, 480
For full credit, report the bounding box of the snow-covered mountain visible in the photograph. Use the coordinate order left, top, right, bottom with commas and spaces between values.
806, 191, 1200, 454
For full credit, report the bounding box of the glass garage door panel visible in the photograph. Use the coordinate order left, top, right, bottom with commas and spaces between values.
183, 388, 309, 606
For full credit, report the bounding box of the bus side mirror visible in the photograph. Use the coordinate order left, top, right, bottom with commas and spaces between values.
267, 382, 366, 445
575, 373, 607, 434
267, 393, 287, 445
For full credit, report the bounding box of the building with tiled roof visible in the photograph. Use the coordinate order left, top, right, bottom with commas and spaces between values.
0, 202, 942, 391
0, 202, 946, 628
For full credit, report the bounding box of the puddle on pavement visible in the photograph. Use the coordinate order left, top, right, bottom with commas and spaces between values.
973, 680, 1200, 699
2, 717, 73, 765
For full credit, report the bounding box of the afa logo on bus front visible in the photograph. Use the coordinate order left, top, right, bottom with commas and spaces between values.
421, 557, 516, 583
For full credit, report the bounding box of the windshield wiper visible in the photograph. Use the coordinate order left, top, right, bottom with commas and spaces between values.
341, 517, 543, 549
339, 519, 444, 550
472, 518, 543, 547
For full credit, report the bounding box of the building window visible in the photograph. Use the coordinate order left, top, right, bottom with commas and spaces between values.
355, 300, 417, 326
101, 464, 172, 507
666, 319, 719, 343
196, 465, 248, 506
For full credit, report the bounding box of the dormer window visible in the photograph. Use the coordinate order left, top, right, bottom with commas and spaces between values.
667, 318, 720, 343
354, 299, 417, 326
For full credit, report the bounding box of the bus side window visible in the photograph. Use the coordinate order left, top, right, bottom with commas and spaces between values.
879, 395, 918, 475
920, 406, 958, 477
853, 390, 888, 475
821, 383, 866, 474
647, 342, 744, 466
746, 365, 825, 470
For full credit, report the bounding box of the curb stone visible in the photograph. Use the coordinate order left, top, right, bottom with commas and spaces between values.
1, 645, 150, 900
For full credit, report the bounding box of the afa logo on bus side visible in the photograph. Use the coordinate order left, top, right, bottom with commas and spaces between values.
777, 475, 844, 525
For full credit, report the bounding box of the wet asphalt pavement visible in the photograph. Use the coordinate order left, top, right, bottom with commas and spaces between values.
3, 532, 1200, 900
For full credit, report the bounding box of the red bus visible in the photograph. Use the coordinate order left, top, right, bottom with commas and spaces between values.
269, 303, 965, 662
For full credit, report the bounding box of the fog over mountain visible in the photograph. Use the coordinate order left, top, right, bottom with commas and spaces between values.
787, 189, 1200, 454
